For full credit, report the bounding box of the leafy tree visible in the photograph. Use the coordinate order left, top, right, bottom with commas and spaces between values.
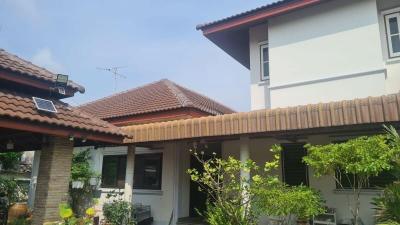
187, 146, 282, 225
303, 126, 400, 225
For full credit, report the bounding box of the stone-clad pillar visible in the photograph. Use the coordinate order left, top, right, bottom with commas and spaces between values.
32, 136, 73, 225
124, 145, 136, 202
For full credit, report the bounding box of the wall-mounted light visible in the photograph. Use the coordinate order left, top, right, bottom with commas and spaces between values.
56, 74, 69, 87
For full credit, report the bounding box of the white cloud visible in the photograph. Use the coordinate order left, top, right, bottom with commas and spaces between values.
31, 48, 65, 73
4, 0, 40, 21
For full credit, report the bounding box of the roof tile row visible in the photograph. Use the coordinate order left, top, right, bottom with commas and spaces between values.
123, 93, 400, 143
0, 89, 124, 136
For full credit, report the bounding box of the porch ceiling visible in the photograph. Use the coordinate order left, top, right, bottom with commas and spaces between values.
123, 93, 400, 144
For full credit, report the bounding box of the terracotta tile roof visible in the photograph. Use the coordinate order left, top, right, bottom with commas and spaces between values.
0, 89, 125, 137
0, 49, 85, 93
123, 93, 400, 143
196, 0, 322, 31
78, 79, 235, 119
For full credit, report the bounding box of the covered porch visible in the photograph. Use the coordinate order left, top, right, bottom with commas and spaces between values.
0, 91, 126, 225
121, 93, 400, 225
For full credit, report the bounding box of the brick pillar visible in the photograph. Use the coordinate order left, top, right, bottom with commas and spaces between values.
32, 136, 73, 225
124, 145, 135, 202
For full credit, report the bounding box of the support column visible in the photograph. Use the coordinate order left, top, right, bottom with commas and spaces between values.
32, 137, 74, 225
240, 136, 250, 180
124, 145, 135, 202
240, 136, 251, 209
28, 150, 41, 209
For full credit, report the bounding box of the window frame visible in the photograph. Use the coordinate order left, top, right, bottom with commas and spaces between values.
101, 154, 127, 189
384, 10, 400, 58
133, 153, 163, 190
260, 43, 270, 81
281, 143, 309, 186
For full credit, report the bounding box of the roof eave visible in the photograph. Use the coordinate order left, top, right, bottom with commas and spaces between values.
0, 117, 126, 144
0, 69, 84, 98
197, 0, 324, 35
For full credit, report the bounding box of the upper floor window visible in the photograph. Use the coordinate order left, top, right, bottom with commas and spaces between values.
385, 11, 400, 58
260, 44, 269, 80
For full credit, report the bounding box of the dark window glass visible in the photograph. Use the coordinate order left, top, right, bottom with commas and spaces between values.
260, 45, 269, 80
391, 35, 400, 53
389, 17, 399, 35
282, 144, 309, 186
134, 153, 163, 190
101, 155, 127, 188
335, 170, 396, 189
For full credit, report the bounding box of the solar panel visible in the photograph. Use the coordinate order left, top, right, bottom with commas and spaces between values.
32, 97, 57, 113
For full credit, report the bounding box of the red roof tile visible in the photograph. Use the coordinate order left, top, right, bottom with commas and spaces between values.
0, 49, 85, 93
78, 79, 235, 119
0, 89, 125, 137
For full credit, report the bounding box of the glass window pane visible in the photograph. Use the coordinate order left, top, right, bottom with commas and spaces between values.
391, 35, 400, 53
263, 62, 269, 78
262, 46, 269, 62
389, 17, 399, 35
134, 153, 162, 190
102, 157, 118, 187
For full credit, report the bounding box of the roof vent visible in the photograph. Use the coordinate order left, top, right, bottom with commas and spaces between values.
33, 97, 57, 113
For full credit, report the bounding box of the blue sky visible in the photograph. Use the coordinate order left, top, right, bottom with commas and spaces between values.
0, 0, 272, 112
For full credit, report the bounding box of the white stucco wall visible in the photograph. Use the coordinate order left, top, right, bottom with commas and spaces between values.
74, 143, 189, 225
249, 0, 400, 109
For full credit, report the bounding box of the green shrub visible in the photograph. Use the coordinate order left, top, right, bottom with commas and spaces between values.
0, 152, 22, 171
103, 192, 135, 225
255, 185, 325, 224
8, 218, 31, 225
69, 150, 99, 216
0, 176, 27, 206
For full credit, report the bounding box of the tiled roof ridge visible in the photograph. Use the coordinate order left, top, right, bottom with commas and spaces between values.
162, 79, 194, 108
78, 79, 165, 108
0, 48, 85, 93
172, 82, 236, 114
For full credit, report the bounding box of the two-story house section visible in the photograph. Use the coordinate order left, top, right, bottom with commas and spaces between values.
197, 0, 400, 110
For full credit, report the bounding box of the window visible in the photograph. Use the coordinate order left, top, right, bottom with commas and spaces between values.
385, 12, 400, 58
101, 155, 127, 188
260, 44, 270, 80
335, 170, 396, 190
281, 143, 309, 186
101, 153, 163, 190
134, 153, 163, 190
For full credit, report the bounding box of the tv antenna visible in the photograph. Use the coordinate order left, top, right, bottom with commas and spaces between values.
97, 66, 127, 91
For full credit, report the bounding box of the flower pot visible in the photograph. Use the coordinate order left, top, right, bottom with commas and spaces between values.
8, 202, 28, 221
72, 180, 84, 189
89, 177, 99, 187
297, 219, 309, 225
